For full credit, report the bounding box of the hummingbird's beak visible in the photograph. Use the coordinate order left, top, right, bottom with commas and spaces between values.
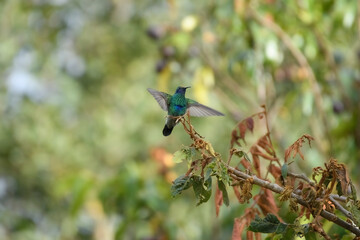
185, 86, 191, 89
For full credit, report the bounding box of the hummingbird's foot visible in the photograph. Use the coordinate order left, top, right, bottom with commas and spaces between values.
167, 115, 183, 122
175, 117, 183, 124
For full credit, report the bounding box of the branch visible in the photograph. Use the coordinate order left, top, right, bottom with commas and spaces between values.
288, 171, 315, 186
228, 166, 360, 236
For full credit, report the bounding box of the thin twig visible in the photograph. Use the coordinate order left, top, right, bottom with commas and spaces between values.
331, 194, 347, 203
329, 195, 355, 223
288, 172, 315, 186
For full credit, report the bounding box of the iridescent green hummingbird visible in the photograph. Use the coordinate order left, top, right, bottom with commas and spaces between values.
147, 86, 224, 136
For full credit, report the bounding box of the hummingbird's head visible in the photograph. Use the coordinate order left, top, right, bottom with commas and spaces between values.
175, 86, 191, 94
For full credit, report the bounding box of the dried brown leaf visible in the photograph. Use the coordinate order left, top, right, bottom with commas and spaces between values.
246, 231, 253, 240
232, 218, 246, 240
234, 180, 253, 203
232, 208, 259, 240
253, 151, 277, 161
268, 164, 281, 181
284, 148, 291, 163
257, 189, 280, 218
279, 185, 293, 202
240, 158, 251, 170
335, 163, 350, 196
257, 134, 274, 156
239, 122, 247, 140
233, 185, 242, 203
285, 134, 314, 162
289, 198, 299, 212
231, 129, 240, 147
252, 152, 261, 177
215, 185, 223, 217
246, 117, 254, 133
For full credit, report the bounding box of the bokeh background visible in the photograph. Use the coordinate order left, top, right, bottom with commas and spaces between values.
0, 0, 359, 239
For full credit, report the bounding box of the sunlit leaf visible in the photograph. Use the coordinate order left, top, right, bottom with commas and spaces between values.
172, 147, 196, 164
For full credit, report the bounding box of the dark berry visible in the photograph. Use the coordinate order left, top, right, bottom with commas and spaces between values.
332, 100, 344, 114
160, 46, 175, 58
146, 26, 165, 40
155, 59, 167, 73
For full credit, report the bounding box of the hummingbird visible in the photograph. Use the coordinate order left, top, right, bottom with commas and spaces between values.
147, 86, 224, 136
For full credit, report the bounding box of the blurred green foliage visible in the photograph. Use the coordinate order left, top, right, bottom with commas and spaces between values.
0, 0, 359, 239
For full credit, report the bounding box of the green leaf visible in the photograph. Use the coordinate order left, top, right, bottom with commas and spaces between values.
234, 150, 244, 158
336, 179, 344, 196
70, 177, 93, 216
171, 175, 192, 197
172, 147, 196, 164
218, 180, 229, 206
350, 181, 357, 200
272, 234, 284, 240
248, 214, 287, 233
282, 227, 296, 239
281, 163, 288, 179
173, 150, 187, 163
304, 230, 318, 240
217, 161, 230, 184
244, 152, 251, 162
191, 176, 212, 206
204, 160, 216, 181
346, 200, 360, 226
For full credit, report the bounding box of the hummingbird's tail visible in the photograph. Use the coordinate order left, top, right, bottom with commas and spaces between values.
162, 124, 173, 136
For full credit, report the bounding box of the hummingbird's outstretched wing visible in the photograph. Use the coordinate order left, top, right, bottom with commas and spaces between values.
147, 88, 171, 111
187, 99, 224, 117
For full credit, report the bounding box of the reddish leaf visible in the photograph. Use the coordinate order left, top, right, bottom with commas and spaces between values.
233, 185, 242, 203
268, 164, 281, 181
232, 218, 246, 240
253, 154, 261, 176
231, 129, 240, 147
240, 158, 251, 170
246, 230, 254, 240
284, 148, 291, 163
257, 134, 274, 156
257, 189, 281, 219
285, 134, 314, 162
253, 151, 277, 161
246, 117, 254, 133
250, 146, 261, 176
298, 150, 304, 160
215, 185, 223, 217
238, 122, 247, 140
